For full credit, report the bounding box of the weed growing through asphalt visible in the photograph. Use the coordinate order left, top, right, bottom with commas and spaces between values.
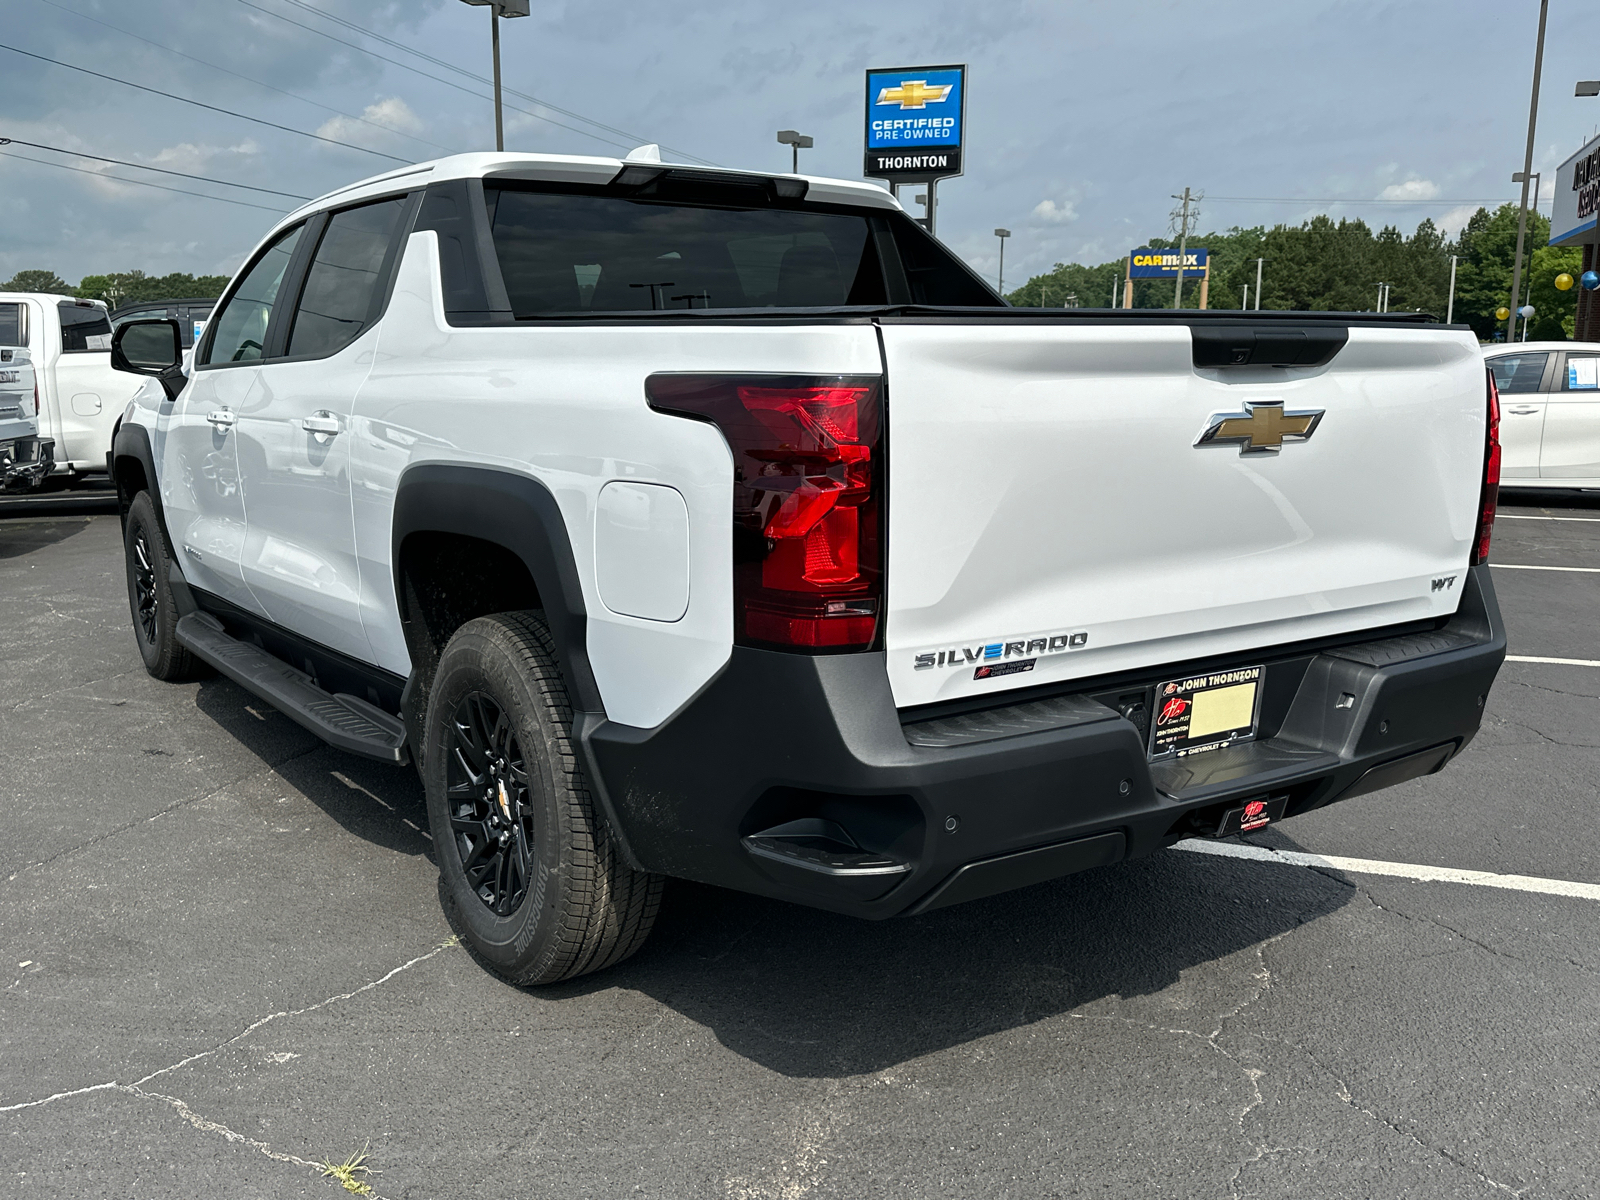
319, 1144, 375, 1195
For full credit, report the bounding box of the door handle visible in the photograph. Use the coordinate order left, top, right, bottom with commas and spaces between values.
205, 409, 235, 429
1507, 406, 1541, 415
300, 412, 341, 436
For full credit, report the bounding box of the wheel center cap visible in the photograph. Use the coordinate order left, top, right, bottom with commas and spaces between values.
496, 779, 513, 821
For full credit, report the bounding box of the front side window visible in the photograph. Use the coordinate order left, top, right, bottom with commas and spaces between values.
1565, 352, 1599, 391
58, 302, 112, 353
1488, 352, 1550, 395
0, 302, 24, 347
202, 224, 303, 366
286, 197, 408, 358
484, 189, 892, 314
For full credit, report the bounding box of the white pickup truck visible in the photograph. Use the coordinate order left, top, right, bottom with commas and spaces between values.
0, 344, 53, 488
0, 293, 140, 479
108, 152, 1507, 985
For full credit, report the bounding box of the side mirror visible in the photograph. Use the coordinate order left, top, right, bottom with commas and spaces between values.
111, 319, 185, 400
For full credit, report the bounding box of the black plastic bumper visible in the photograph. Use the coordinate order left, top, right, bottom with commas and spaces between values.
581, 566, 1505, 918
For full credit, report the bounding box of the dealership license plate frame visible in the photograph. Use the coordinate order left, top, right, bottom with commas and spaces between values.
1148, 665, 1265, 761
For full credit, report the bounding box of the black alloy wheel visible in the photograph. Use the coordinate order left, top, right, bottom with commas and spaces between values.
447, 692, 536, 916
122, 490, 203, 681
131, 528, 160, 644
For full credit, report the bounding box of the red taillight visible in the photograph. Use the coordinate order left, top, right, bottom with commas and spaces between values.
647, 374, 883, 651
1472, 366, 1501, 566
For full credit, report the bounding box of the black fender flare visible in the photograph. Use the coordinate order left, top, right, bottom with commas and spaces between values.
391, 462, 603, 716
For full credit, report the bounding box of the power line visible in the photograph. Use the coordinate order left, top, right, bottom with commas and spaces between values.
231, 0, 641, 156
272, 0, 717, 166
35, 0, 459, 157
1207, 195, 1552, 206
0, 150, 290, 213
0, 137, 311, 199
0, 43, 410, 164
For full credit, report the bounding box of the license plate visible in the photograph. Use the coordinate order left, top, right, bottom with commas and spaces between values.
1150, 665, 1264, 759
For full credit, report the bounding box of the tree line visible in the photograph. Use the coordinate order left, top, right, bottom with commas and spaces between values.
1006, 203, 1584, 341
1, 268, 229, 310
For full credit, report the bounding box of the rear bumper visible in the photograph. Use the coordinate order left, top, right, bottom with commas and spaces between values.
1, 437, 55, 489
582, 566, 1505, 919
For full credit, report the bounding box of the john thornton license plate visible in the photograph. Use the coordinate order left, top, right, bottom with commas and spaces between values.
1150, 665, 1263, 759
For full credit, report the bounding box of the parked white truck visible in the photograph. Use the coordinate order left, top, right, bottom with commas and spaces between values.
0, 293, 140, 480
0, 344, 54, 488
108, 152, 1507, 985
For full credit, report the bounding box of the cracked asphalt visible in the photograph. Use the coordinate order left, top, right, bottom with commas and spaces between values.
2, 493, 1597, 1199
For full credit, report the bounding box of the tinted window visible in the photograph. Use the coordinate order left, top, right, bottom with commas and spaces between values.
1488, 352, 1550, 394
286, 198, 407, 358
204, 225, 303, 365
58, 302, 112, 352
0, 303, 23, 347
891, 221, 1000, 306
1565, 352, 1599, 391
485, 189, 890, 314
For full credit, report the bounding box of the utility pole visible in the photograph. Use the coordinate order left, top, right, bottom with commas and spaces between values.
1254, 258, 1263, 310
994, 229, 1011, 295
1447, 255, 1459, 324
1171, 187, 1193, 309
1508, 0, 1549, 343
1242, 283, 1249, 311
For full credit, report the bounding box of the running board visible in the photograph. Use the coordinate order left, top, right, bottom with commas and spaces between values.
175, 612, 409, 765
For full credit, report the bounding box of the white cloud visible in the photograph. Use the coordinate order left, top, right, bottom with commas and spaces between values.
316, 98, 423, 146
1031, 198, 1078, 224
1378, 178, 1440, 202
1436, 204, 1479, 237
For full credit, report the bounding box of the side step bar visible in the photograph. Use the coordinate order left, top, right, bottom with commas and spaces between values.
175, 612, 409, 765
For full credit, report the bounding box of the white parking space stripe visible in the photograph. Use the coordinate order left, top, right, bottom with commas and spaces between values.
1506, 654, 1600, 667
1498, 513, 1600, 523
1173, 838, 1600, 902
1491, 563, 1600, 573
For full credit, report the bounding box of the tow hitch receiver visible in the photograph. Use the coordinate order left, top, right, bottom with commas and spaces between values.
1212, 793, 1289, 838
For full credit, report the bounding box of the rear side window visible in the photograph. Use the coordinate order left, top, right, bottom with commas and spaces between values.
890, 221, 1000, 306
1565, 352, 1599, 390
484, 189, 890, 314
203, 224, 303, 365
58, 302, 112, 353
0, 302, 24, 347
286, 197, 409, 358
1488, 351, 1550, 394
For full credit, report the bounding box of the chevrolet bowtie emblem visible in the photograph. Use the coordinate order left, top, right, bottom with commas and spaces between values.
1195, 400, 1324, 455
876, 80, 953, 109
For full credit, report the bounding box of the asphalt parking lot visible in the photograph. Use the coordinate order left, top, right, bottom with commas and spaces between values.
2, 489, 1597, 1200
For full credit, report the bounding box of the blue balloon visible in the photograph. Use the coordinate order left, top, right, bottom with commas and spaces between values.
1583, 270, 1600, 291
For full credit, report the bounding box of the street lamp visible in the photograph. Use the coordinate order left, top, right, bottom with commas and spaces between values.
459, 0, 529, 152
776, 130, 813, 174
994, 229, 1011, 295
1507, 0, 1549, 343
1577, 81, 1600, 97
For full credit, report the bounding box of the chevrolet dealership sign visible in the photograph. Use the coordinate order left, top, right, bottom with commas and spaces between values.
864, 64, 966, 180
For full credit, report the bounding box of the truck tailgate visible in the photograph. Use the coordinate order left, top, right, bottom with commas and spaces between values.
879, 319, 1487, 708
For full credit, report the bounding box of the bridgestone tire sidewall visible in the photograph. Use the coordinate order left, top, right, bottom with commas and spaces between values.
123, 491, 182, 677
424, 618, 580, 981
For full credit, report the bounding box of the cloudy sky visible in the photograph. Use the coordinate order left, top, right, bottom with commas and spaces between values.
2, 0, 1597, 291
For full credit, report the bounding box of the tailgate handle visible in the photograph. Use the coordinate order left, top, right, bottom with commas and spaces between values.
1192, 325, 1349, 369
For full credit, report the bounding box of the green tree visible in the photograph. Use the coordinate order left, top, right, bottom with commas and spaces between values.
2, 269, 73, 294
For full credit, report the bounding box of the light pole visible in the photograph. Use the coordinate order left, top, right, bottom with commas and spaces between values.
994, 229, 1011, 295
1578, 80, 1600, 97
1507, 0, 1549, 343
459, 0, 529, 152
1254, 257, 1263, 310
776, 130, 813, 174
1447, 254, 1459, 324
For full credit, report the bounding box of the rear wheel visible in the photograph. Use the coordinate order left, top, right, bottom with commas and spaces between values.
123, 491, 203, 681
423, 612, 662, 985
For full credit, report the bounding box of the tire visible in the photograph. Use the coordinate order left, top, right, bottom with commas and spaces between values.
123, 491, 203, 681
423, 612, 663, 985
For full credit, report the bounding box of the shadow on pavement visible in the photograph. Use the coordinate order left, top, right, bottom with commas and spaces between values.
0, 516, 95, 559
1499, 487, 1600, 512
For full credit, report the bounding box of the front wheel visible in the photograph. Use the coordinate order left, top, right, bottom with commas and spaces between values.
423, 612, 663, 985
123, 491, 203, 681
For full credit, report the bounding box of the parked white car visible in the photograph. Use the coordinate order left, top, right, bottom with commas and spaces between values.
109, 152, 1508, 985
0, 345, 53, 488
0, 293, 142, 478
1484, 341, 1600, 486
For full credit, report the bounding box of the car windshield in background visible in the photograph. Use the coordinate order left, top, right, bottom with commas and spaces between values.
485, 190, 890, 314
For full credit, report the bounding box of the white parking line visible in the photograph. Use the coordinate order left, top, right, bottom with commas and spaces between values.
1173, 838, 1600, 901
1491, 563, 1600, 573
1499, 513, 1600, 523
1507, 654, 1600, 667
